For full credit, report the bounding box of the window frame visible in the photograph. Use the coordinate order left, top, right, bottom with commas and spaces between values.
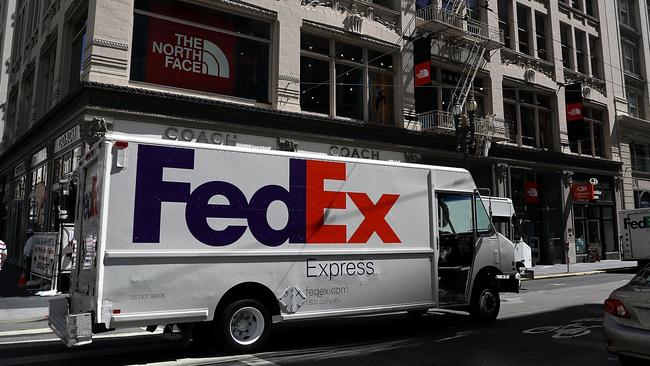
300, 33, 396, 125
503, 88, 554, 150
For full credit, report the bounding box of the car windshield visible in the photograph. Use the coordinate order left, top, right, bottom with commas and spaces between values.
630, 264, 650, 287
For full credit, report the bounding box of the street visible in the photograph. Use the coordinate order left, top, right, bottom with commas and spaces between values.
0, 272, 635, 366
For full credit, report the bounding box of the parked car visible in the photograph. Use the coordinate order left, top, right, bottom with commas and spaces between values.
604, 264, 650, 365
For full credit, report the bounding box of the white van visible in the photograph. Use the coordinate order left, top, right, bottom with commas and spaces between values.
50, 133, 519, 353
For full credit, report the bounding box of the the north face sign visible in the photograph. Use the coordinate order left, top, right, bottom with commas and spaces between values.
151, 33, 230, 78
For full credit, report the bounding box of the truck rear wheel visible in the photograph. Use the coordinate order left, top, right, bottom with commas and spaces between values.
217, 299, 271, 354
469, 283, 500, 323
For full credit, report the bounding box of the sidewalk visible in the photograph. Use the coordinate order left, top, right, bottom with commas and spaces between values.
529, 259, 640, 280
0, 264, 57, 325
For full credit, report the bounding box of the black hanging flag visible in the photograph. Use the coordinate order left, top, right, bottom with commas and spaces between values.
565, 83, 588, 140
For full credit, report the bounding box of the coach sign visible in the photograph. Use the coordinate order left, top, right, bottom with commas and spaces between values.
54, 125, 81, 154
130, 0, 270, 102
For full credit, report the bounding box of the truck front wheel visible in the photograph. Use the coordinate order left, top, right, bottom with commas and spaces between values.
217, 299, 271, 354
469, 282, 500, 323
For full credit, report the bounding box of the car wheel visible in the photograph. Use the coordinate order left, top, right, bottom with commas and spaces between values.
217, 299, 271, 354
470, 281, 500, 323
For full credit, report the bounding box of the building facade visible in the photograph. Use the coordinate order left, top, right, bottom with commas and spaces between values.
0, 0, 16, 148
0, 0, 626, 265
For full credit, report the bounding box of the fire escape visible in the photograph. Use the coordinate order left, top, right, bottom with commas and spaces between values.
415, 1, 507, 156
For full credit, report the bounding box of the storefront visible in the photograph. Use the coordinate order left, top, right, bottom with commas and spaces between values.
571, 174, 617, 262
49, 125, 82, 232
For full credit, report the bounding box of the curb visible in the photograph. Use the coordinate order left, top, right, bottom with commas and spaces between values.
524, 266, 638, 281
0, 315, 48, 325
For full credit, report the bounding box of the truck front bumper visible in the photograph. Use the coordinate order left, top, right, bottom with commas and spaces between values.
48, 297, 93, 347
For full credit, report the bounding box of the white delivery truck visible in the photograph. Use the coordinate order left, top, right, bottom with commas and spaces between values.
482, 196, 533, 275
619, 208, 650, 267
49, 134, 519, 353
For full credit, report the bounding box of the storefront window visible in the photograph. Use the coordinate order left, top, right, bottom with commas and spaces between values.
130, 0, 270, 102
572, 175, 617, 258
28, 164, 48, 232
50, 147, 81, 231
301, 33, 395, 124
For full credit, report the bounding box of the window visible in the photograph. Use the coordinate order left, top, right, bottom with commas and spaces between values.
622, 41, 638, 75
18, 73, 34, 129
475, 196, 491, 233
560, 23, 572, 69
130, 0, 271, 102
585, 0, 596, 16
575, 30, 587, 74
627, 87, 642, 117
28, 164, 48, 231
438, 194, 473, 234
300, 33, 395, 124
11, 9, 24, 62
67, 12, 87, 93
535, 13, 548, 61
38, 44, 57, 117
517, 5, 531, 55
370, 0, 396, 9
634, 190, 650, 207
568, 107, 606, 157
589, 36, 601, 78
632, 142, 650, 172
571, 0, 582, 11
498, 0, 512, 49
503, 87, 554, 150
619, 0, 636, 29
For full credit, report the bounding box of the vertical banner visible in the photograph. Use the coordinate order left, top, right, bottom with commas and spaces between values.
525, 181, 540, 204
565, 83, 587, 139
414, 61, 431, 86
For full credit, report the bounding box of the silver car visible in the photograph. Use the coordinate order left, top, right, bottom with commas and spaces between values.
604, 264, 650, 365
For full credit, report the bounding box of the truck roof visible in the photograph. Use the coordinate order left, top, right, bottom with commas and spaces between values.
104, 134, 478, 193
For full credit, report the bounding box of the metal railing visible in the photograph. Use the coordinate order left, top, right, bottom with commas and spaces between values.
416, 6, 504, 44
418, 110, 510, 141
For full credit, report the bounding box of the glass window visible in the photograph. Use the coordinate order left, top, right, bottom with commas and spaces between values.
575, 30, 586, 74
301, 33, 395, 124
130, 1, 270, 102
535, 13, 547, 61
368, 71, 394, 125
619, 0, 635, 29
300, 57, 330, 115
589, 36, 600, 78
475, 196, 491, 233
438, 194, 473, 234
516, 5, 531, 55
335, 42, 363, 63
622, 41, 638, 75
560, 23, 572, 69
498, 0, 512, 49
336, 63, 363, 120
301, 33, 329, 56
520, 106, 536, 147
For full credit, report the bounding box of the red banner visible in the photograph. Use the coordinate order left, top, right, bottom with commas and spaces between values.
571, 183, 595, 201
414, 61, 431, 86
566, 102, 583, 122
132, 15, 235, 95
525, 181, 540, 204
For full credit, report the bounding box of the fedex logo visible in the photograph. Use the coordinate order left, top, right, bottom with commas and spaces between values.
623, 216, 650, 230
132, 145, 401, 246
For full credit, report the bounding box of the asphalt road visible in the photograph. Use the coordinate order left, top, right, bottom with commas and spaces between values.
0, 272, 637, 366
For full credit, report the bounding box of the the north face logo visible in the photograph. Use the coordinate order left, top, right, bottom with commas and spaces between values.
152, 33, 230, 78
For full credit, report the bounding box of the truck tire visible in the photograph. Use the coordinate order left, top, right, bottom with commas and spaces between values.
469, 282, 500, 323
217, 299, 271, 354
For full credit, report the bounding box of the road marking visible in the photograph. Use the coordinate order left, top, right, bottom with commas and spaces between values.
550, 283, 565, 286
501, 297, 524, 304
0, 342, 166, 365
0, 327, 52, 337
435, 330, 473, 343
